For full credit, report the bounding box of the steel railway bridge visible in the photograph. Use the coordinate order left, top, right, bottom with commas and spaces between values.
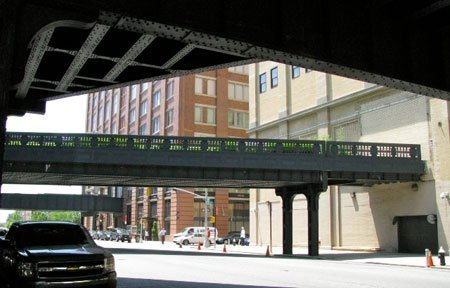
2, 132, 424, 255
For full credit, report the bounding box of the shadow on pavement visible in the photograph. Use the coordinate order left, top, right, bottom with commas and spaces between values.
107, 247, 270, 259
118, 278, 292, 288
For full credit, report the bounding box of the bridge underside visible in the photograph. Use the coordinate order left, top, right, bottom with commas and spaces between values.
1, 0, 450, 116
2, 164, 419, 189
2, 132, 425, 256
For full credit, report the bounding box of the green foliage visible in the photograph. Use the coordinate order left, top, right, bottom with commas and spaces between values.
151, 221, 158, 241
30, 211, 81, 223
5, 211, 81, 228
5, 211, 24, 228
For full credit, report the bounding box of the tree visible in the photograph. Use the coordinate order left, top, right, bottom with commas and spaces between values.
30, 211, 81, 223
6, 211, 24, 228
151, 221, 158, 241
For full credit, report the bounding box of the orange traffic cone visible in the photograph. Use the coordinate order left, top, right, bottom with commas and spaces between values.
265, 245, 271, 257
427, 251, 435, 267
197, 242, 201, 250
223, 244, 227, 253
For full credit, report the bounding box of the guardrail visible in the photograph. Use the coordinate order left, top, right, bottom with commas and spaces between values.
5, 132, 421, 160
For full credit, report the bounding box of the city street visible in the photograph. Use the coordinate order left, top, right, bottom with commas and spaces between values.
98, 241, 450, 288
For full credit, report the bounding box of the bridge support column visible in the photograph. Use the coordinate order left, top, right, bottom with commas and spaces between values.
275, 188, 298, 255
304, 185, 322, 256
0, 3, 17, 199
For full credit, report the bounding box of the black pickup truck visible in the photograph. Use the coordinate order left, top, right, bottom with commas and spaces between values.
0, 221, 116, 288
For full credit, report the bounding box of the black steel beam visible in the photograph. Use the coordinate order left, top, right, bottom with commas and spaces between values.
304, 187, 322, 256
0, 1, 18, 201
275, 188, 298, 255
0, 193, 123, 213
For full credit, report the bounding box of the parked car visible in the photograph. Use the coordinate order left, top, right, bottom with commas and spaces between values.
110, 228, 131, 242
173, 227, 218, 245
216, 231, 250, 245
0, 221, 116, 288
97, 230, 112, 241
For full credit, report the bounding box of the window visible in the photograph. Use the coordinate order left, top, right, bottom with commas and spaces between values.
92, 113, 97, 131
139, 99, 147, 117
111, 122, 117, 134
98, 108, 103, 125
228, 82, 249, 101
150, 202, 157, 218
228, 65, 249, 74
100, 91, 105, 102
130, 85, 137, 101
270, 67, 278, 88
152, 90, 161, 108
93, 93, 98, 107
259, 73, 266, 93
195, 77, 216, 96
120, 89, 126, 108
166, 109, 174, 127
105, 101, 111, 121
292, 66, 300, 78
167, 80, 174, 99
119, 116, 125, 129
129, 108, 136, 123
141, 82, 148, 93
194, 106, 216, 125
228, 110, 249, 129
152, 116, 160, 135
207, 79, 216, 96
165, 200, 171, 217
112, 90, 119, 115
137, 204, 143, 219
195, 77, 203, 94
206, 107, 216, 124
194, 106, 203, 123
139, 123, 147, 135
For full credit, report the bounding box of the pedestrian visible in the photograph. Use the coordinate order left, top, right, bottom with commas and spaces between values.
240, 226, 246, 246
159, 227, 166, 244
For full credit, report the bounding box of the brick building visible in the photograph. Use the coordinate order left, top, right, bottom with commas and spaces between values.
83, 66, 250, 240
249, 61, 450, 253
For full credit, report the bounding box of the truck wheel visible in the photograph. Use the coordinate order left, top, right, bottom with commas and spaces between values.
182, 239, 190, 245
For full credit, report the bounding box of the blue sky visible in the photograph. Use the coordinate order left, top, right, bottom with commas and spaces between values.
1, 94, 87, 222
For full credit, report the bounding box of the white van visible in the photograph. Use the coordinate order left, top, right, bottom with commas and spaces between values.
173, 227, 218, 245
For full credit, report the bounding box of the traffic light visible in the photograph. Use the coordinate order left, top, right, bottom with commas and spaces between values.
211, 216, 216, 224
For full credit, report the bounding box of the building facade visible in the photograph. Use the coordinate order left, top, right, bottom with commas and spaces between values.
83, 66, 250, 240
249, 61, 450, 253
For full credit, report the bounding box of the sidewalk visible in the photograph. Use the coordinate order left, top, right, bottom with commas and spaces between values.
115, 240, 450, 270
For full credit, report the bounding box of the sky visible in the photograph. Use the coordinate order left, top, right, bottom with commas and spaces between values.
0, 94, 87, 222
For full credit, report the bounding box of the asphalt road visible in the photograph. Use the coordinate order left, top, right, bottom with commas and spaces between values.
98, 241, 450, 288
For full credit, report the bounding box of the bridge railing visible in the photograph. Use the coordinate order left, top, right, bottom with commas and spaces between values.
5, 132, 325, 155
326, 141, 421, 159
5, 132, 421, 160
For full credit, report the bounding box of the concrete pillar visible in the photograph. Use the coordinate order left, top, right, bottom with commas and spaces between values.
275, 188, 298, 255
